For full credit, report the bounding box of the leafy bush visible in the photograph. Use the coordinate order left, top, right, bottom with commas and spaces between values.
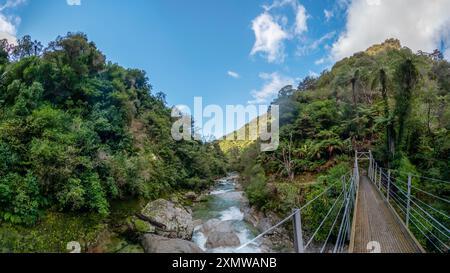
245, 164, 269, 209
0, 172, 42, 225
0, 33, 228, 225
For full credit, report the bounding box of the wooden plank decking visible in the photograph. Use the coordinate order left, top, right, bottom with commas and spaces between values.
350, 176, 423, 253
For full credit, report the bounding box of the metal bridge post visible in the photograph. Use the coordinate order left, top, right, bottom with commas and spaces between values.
346, 197, 351, 241
406, 175, 412, 227
370, 153, 374, 181
372, 161, 376, 182
342, 175, 347, 199
372, 159, 375, 181
293, 209, 304, 253
387, 170, 391, 202
378, 167, 382, 190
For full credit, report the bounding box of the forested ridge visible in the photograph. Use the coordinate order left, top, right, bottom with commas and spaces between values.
224, 39, 450, 250
0, 33, 227, 228
1, 34, 449, 253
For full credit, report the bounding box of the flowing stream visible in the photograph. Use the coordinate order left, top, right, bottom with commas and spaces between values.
191, 174, 264, 253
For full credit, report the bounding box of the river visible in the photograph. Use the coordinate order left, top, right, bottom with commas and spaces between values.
191, 174, 265, 253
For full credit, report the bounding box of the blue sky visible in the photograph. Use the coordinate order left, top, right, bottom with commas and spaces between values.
1, 0, 450, 137
11, 0, 342, 107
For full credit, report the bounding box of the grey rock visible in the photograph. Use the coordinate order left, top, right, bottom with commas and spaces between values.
205, 231, 241, 249
199, 219, 241, 249
142, 234, 203, 253
140, 199, 194, 240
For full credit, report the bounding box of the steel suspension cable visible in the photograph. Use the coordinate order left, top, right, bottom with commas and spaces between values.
388, 181, 450, 238
390, 177, 450, 204
409, 217, 445, 253
299, 180, 342, 211
305, 189, 345, 249
382, 168, 450, 185
410, 194, 450, 221
408, 204, 450, 240
408, 198, 450, 235
320, 195, 347, 253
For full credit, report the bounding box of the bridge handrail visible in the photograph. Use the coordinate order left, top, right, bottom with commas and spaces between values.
368, 153, 450, 253
386, 175, 450, 204
380, 167, 450, 185
237, 150, 449, 253
376, 167, 450, 233
237, 170, 357, 253
386, 187, 450, 243
236, 210, 299, 251
320, 192, 348, 253
305, 189, 345, 249
335, 161, 358, 253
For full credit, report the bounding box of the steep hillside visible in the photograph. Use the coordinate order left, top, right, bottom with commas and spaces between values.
0, 33, 227, 227
223, 39, 450, 247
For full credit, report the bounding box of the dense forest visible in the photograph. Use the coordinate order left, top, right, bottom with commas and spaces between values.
0, 33, 227, 251
1, 34, 449, 253
224, 39, 450, 251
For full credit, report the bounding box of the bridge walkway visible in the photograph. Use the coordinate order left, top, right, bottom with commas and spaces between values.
350, 175, 423, 253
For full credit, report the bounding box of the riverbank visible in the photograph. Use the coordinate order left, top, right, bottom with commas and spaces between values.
0, 173, 294, 253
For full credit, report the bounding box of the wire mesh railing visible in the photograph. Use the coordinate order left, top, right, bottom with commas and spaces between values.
238, 151, 449, 253
368, 152, 450, 253
237, 154, 360, 253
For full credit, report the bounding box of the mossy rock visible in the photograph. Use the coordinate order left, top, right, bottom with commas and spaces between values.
128, 217, 156, 234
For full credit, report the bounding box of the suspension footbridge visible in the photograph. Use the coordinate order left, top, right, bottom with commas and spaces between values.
238, 151, 449, 253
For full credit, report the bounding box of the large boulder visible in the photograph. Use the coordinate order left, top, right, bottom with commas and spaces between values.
243, 207, 265, 230
200, 219, 233, 236
205, 231, 241, 249
142, 234, 203, 253
199, 219, 241, 249
140, 199, 194, 240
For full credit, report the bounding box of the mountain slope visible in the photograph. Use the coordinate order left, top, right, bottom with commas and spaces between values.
225, 40, 450, 248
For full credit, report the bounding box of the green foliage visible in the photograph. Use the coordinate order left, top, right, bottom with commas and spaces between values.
0, 212, 105, 253
0, 33, 227, 226
0, 172, 41, 225
245, 164, 269, 209
224, 39, 450, 251
232, 39, 450, 184
394, 59, 420, 150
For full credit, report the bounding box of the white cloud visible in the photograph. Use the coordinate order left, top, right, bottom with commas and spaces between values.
331, 0, 450, 61
294, 5, 308, 35
227, 70, 240, 79
366, 0, 381, 5
249, 72, 295, 104
297, 31, 336, 56
250, 12, 289, 63
262, 0, 297, 11
0, 0, 26, 44
0, 0, 26, 11
251, 0, 309, 63
67, 0, 81, 6
315, 58, 326, 65
324, 9, 334, 21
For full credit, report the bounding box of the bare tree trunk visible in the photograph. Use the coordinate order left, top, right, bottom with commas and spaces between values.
282, 134, 295, 182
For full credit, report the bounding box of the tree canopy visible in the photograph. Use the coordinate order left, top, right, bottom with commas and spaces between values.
0, 33, 227, 226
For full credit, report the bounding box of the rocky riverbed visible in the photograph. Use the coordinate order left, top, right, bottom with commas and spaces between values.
190, 174, 294, 253
124, 173, 294, 253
